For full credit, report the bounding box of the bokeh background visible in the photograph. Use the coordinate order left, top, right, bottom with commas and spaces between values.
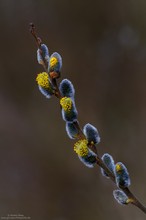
0, 0, 146, 219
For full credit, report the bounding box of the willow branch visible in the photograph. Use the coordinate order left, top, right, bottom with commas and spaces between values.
30, 23, 146, 215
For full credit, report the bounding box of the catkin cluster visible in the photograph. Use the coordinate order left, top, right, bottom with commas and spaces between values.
35, 43, 133, 207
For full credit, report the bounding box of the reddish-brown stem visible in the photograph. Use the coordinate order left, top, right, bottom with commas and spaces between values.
30, 23, 48, 72
96, 155, 146, 213
30, 23, 61, 98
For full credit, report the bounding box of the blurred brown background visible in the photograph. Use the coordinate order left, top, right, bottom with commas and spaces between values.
0, 0, 146, 219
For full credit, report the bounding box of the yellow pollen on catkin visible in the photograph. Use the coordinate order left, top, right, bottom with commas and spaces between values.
74, 139, 88, 157
60, 97, 72, 112
126, 198, 134, 204
50, 57, 58, 68
116, 164, 122, 172
36, 72, 49, 88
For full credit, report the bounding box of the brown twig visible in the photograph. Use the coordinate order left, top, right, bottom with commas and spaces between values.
30, 23, 146, 215
30, 23, 61, 98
